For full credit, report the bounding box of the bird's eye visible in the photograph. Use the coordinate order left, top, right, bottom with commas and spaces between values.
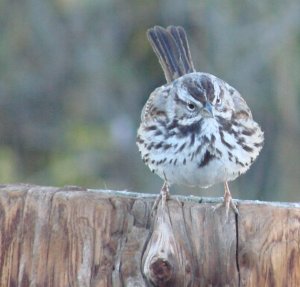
187, 103, 196, 111
215, 97, 222, 106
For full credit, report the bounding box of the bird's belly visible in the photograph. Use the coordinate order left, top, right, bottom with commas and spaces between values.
150, 156, 242, 187
137, 117, 263, 188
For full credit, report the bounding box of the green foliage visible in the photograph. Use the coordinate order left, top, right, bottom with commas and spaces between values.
0, 147, 18, 183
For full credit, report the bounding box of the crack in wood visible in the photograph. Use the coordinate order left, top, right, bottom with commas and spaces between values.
235, 209, 241, 287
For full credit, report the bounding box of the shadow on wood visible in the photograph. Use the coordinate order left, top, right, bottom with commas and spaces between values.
0, 184, 299, 286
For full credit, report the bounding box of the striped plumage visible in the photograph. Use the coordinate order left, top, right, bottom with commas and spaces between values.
137, 26, 264, 213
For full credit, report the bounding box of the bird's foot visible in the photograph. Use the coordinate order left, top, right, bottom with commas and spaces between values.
151, 181, 170, 214
213, 182, 239, 222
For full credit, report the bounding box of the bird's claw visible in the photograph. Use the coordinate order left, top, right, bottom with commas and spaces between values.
213, 182, 239, 222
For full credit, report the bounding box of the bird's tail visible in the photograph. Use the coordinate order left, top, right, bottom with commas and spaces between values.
147, 25, 195, 83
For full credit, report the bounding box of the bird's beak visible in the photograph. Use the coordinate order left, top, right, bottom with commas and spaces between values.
201, 102, 214, 118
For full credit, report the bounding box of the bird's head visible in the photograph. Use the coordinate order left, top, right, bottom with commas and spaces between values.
165, 73, 236, 126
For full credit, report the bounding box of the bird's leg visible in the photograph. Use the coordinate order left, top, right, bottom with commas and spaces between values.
152, 181, 170, 213
213, 181, 239, 220
223, 181, 238, 218
160, 181, 170, 209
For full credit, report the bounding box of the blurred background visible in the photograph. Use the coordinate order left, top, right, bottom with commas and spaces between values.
1, 0, 300, 202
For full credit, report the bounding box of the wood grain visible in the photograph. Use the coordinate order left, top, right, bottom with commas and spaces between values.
238, 202, 300, 286
0, 184, 299, 286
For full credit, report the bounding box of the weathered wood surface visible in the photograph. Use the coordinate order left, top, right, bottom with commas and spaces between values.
0, 184, 300, 286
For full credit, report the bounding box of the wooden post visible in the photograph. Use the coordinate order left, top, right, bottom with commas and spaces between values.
0, 184, 299, 286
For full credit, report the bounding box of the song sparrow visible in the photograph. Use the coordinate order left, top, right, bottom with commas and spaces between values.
136, 26, 264, 216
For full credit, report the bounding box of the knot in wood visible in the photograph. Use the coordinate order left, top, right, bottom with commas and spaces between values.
150, 258, 173, 284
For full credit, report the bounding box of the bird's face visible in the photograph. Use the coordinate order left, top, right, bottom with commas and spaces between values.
141, 73, 238, 127
165, 73, 235, 126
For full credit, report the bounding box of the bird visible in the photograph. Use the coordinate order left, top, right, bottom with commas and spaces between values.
136, 25, 264, 217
